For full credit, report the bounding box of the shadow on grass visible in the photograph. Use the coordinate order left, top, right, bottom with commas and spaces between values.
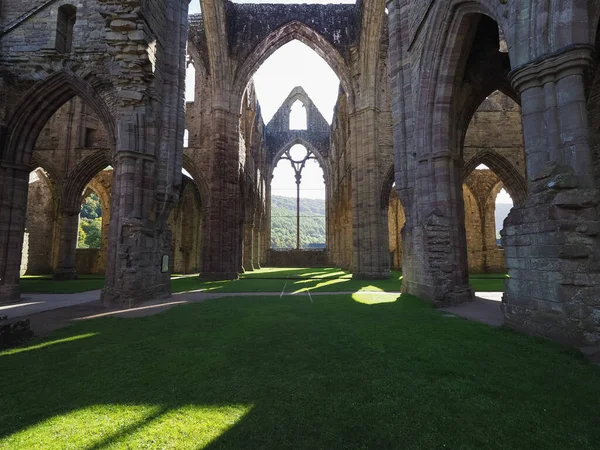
0, 294, 598, 449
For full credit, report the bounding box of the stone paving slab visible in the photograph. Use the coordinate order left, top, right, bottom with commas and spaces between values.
441, 292, 504, 327
0, 290, 102, 320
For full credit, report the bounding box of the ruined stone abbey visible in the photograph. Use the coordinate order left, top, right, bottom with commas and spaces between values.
1, 0, 600, 347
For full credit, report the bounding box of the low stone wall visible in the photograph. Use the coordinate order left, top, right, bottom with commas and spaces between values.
75, 249, 103, 275
268, 250, 329, 268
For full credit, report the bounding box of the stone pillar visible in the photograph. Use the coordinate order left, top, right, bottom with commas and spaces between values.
349, 107, 390, 279
0, 164, 29, 303
101, 149, 172, 308
199, 108, 243, 280
253, 226, 261, 269
53, 208, 80, 280
242, 222, 254, 272
503, 46, 600, 345
407, 155, 473, 305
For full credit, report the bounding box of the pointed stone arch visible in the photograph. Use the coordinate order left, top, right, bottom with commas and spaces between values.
182, 154, 211, 216
463, 150, 527, 206
3, 70, 116, 166
233, 20, 355, 111
269, 137, 330, 187
62, 150, 113, 213
380, 164, 396, 210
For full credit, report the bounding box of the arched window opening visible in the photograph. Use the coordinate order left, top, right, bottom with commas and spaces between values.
290, 100, 307, 130
56, 5, 76, 54
271, 144, 326, 249
251, 40, 340, 124
184, 129, 189, 148
186, 59, 196, 102
495, 188, 513, 246
476, 164, 489, 170
78, 190, 102, 249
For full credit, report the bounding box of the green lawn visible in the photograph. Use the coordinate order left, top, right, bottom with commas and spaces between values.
0, 294, 598, 449
19, 275, 105, 294
19, 268, 506, 294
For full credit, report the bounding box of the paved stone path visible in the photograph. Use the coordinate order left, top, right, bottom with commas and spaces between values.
441, 293, 503, 327
0, 290, 102, 319
1, 289, 503, 326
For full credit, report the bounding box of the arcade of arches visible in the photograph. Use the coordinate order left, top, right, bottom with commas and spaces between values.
1, 1, 600, 347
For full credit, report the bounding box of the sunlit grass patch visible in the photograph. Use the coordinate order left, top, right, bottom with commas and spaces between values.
0, 333, 99, 356
0, 403, 253, 450
351, 292, 399, 304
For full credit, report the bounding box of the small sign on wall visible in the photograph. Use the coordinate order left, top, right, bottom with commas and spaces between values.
161, 254, 169, 273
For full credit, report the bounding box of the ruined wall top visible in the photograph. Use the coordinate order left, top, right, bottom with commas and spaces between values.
264, 86, 331, 164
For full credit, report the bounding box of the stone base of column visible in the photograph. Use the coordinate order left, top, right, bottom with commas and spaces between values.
199, 272, 239, 281
0, 284, 20, 305
501, 165, 600, 346
401, 217, 474, 306
242, 265, 255, 273
101, 286, 171, 309
53, 271, 78, 281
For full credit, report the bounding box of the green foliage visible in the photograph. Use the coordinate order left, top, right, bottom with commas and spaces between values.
78, 193, 102, 248
80, 193, 102, 220
77, 217, 102, 249
271, 195, 326, 248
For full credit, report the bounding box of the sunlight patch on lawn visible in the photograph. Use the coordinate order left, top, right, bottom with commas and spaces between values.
0, 403, 254, 449
291, 278, 349, 293
0, 333, 100, 356
352, 292, 400, 305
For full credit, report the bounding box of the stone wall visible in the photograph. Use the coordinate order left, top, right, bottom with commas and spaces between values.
20, 168, 56, 275
268, 249, 328, 268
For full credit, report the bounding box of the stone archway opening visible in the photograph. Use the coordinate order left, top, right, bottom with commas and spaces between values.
74, 166, 113, 276
270, 144, 326, 266
23, 94, 114, 281
168, 168, 204, 275
240, 33, 342, 269
462, 87, 526, 278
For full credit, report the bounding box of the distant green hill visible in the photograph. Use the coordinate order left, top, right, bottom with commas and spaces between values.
271, 195, 326, 248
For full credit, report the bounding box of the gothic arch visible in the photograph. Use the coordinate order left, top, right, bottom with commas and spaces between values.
233, 21, 355, 111
62, 150, 112, 212
3, 70, 116, 166
182, 154, 210, 215
463, 150, 527, 205
380, 164, 395, 210
269, 137, 330, 187
29, 155, 60, 198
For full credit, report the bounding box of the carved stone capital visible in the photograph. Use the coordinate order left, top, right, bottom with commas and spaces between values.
509, 45, 595, 94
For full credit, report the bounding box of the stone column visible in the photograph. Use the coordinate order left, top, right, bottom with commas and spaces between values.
0, 163, 29, 303
199, 108, 243, 280
102, 149, 172, 308
349, 107, 390, 279
242, 222, 254, 272
53, 208, 80, 280
502, 45, 600, 345
253, 225, 261, 269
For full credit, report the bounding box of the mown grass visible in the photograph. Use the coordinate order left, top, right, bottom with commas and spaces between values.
0, 294, 598, 449
19, 275, 105, 294
19, 269, 507, 295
